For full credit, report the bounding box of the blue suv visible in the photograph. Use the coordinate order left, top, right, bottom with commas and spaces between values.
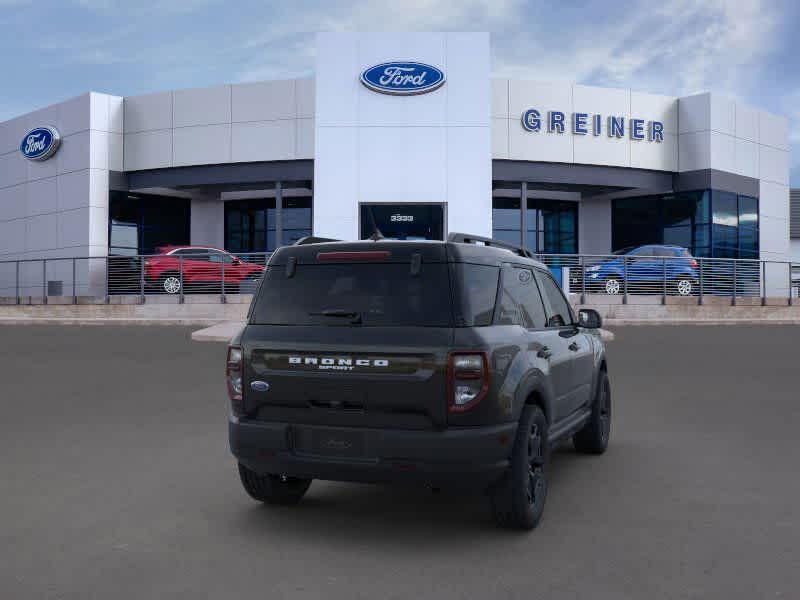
585, 245, 699, 296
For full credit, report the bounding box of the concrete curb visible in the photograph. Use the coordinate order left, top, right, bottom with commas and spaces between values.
191, 321, 246, 342
604, 318, 800, 326
0, 317, 225, 326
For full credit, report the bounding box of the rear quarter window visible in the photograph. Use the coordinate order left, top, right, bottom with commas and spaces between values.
452, 264, 500, 326
496, 266, 547, 329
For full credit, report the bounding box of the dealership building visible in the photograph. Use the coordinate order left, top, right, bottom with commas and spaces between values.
0, 32, 793, 294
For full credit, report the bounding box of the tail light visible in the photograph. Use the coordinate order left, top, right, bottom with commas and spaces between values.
227, 345, 244, 414
690, 259, 698, 268
447, 351, 490, 413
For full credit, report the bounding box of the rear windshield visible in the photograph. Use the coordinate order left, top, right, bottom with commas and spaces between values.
250, 263, 453, 327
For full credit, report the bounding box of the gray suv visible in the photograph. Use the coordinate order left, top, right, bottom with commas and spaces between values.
227, 233, 610, 530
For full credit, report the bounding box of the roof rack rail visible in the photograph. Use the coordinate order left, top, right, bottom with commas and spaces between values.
447, 232, 535, 259
293, 236, 341, 246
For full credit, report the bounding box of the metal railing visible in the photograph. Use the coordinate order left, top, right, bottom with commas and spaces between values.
0, 252, 271, 305
536, 254, 799, 306
0, 250, 798, 306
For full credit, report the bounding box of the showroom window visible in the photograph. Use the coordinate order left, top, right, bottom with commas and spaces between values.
224, 180, 312, 253
526, 199, 578, 254
612, 190, 758, 259
492, 182, 578, 254
225, 198, 277, 253
108, 191, 190, 256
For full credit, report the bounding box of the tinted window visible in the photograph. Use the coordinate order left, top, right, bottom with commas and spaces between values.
453, 264, 499, 326
174, 249, 210, 260
496, 267, 547, 329
208, 251, 235, 264
251, 263, 452, 327
536, 271, 573, 327
652, 246, 680, 257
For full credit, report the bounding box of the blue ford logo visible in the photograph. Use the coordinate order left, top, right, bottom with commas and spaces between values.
360, 61, 445, 95
20, 126, 61, 161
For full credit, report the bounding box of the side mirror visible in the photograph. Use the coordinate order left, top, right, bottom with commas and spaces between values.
578, 308, 602, 329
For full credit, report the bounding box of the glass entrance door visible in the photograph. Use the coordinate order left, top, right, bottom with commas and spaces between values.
359, 204, 444, 240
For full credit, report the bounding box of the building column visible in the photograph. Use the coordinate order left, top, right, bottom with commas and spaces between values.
190, 193, 224, 248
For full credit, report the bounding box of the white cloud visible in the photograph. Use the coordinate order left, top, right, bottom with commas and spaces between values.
226, 0, 782, 101
230, 0, 525, 82
493, 0, 779, 98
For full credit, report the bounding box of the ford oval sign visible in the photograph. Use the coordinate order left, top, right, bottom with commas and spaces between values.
20, 126, 61, 161
360, 62, 445, 95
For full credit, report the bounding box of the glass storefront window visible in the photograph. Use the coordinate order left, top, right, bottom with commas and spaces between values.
663, 225, 691, 249
739, 195, 758, 227
224, 181, 312, 253
225, 198, 276, 253
528, 199, 577, 254
612, 190, 758, 259
712, 191, 738, 227
282, 197, 312, 245
612, 196, 662, 251
492, 197, 521, 245
108, 191, 190, 255
491, 185, 578, 254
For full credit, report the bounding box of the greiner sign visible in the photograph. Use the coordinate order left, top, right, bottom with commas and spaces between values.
521, 109, 664, 142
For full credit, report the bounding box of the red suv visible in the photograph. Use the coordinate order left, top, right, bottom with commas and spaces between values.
145, 246, 265, 294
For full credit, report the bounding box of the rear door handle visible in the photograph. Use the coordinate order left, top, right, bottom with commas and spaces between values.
537, 346, 552, 359
568, 342, 579, 352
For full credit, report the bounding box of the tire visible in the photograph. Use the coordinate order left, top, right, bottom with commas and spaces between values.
674, 277, 693, 296
160, 273, 182, 295
238, 463, 311, 505
603, 277, 621, 295
573, 370, 611, 454
491, 405, 548, 530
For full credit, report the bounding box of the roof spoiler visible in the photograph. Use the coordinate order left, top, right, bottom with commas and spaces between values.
293, 236, 341, 246
447, 232, 535, 259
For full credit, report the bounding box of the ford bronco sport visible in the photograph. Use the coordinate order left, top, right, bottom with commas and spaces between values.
227, 233, 610, 530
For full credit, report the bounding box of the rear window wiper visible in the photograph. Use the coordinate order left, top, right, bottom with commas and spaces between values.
308, 308, 362, 324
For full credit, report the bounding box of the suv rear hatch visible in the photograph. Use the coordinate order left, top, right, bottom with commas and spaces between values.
241, 243, 454, 430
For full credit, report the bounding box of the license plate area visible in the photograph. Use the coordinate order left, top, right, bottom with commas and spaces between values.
292, 426, 370, 460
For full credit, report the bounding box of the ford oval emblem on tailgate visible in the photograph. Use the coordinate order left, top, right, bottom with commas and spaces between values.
250, 381, 269, 392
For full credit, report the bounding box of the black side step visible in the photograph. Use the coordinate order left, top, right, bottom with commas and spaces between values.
547, 408, 592, 446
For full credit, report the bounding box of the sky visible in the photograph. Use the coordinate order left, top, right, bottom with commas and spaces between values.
0, 0, 797, 185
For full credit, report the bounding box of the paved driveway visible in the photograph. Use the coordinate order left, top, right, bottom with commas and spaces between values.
1, 325, 798, 599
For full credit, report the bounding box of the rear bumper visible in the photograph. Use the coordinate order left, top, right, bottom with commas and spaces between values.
229, 417, 517, 488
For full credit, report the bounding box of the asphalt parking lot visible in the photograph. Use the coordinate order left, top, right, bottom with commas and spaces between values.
1, 324, 799, 599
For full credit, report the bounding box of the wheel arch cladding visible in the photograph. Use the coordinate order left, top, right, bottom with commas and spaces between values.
524, 388, 551, 425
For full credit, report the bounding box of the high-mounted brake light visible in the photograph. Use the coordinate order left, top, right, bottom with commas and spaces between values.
447, 351, 490, 413
317, 251, 392, 262
227, 346, 244, 415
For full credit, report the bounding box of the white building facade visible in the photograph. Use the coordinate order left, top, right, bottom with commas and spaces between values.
0, 32, 792, 294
